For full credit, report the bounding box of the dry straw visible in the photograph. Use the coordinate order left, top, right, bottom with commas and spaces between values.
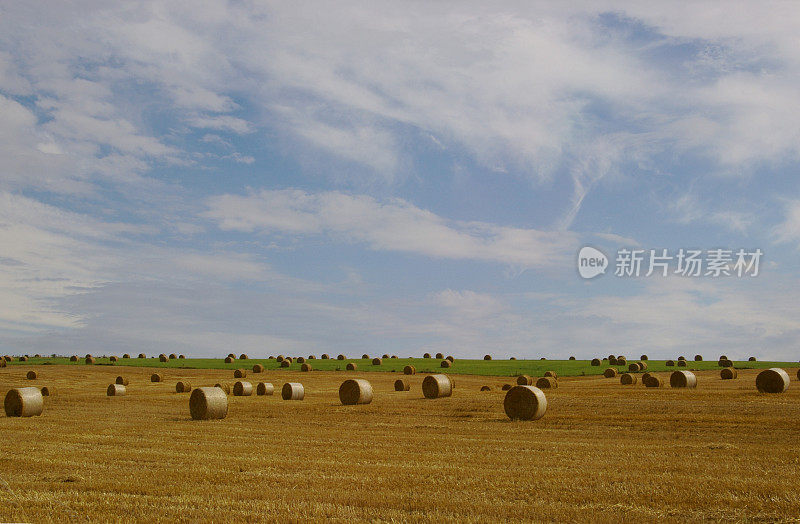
234, 369, 246, 378
0, 358, 6, 368
115, 376, 129, 386
239, 354, 249, 360
159, 354, 168, 362
27, 370, 38, 380
755, 368, 790, 393
138, 353, 146, 358
665, 360, 675, 366
19, 356, 28, 362
591, 358, 601, 366
252, 364, 264, 373
720, 368, 738, 380
346, 362, 357, 371
422, 374, 453, 399
423, 352, 431, 358
339, 379, 373, 405
640, 354, 649, 361
484, 355, 492, 360
214, 383, 231, 395
372, 358, 382, 366
694, 354, 703, 361
224, 356, 234, 364
670, 370, 697, 388
297, 357, 305, 363
394, 379, 410, 391
609, 356, 618, 365
69, 356, 78, 362
337, 354, 346, 360
440, 359, 451, 368
280, 360, 290, 368
233, 381, 253, 396
516, 375, 533, 386
110, 356, 118, 362
620, 373, 637, 385
107, 384, 126, 396
190, 387, 228, 420
628, 363, 641, 372
638, 361, 648, 370
718, 359, 733, 368
151, 373, 163, 383
227, 353, 236, 359
644, 375, 663, 388
535, 376, 557, 389
282, 382, 304, 400
403, 365, 416, 375
85, 356, 95, 365
503, 385, 547, 421
321, 354, 329, 359
382, 354, 389, 359
435, 352, 444, 359
544, 371, 558, 379
256, 382, 274, 395
176, 381, 192, 393
4, 387, 44, 417
276, 355, 284, 362
446, 356, 455, 363
169, 353, 177, 360
301, 363, 312, 372
797, 369, 800, 381
603, 368, 618, 378
362, 354, 370, 359
748, 356, 757, 361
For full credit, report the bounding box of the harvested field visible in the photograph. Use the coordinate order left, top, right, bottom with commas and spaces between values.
1, 364, 799, 521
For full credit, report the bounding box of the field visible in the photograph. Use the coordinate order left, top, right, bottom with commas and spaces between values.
2, 361, 800, 522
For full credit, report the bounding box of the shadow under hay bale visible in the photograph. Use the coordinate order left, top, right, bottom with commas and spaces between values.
394, 379, 410, 391
339, 379, 373, 405
620, 373, 637, 385
503, 385, 547, 421
256, 382, 274, 395
282, 382, 304, 400
422, 374, 453, 399
670, 370, 697, 388
756, 368, 790, 393
190, 387, 228, 420
536, 376, 557, 389
107, 384, 126, 396
4, 387, 43, 417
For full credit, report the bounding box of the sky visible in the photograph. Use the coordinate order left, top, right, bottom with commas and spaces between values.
1, 1, 799, 360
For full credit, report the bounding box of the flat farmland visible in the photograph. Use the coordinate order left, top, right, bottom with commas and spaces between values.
2, 364, 800, 522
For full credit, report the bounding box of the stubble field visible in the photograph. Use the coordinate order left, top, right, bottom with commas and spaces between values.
2, 364, 800, 522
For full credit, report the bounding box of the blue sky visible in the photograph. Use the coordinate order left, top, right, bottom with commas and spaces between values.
1, 2, 799, 359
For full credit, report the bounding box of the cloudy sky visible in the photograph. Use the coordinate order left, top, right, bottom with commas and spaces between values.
1, 1, 799, 359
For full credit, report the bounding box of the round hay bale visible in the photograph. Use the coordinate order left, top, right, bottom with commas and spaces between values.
540, 357, 546, 360
281, 382, 304, 400
440, 359, 451, 368
516, 375, 533, 386
620, 373, 637, 385
670, 370, 697, 388
107, 384, 126, 396
252, 364, 264, 373
391, 355, 398, 359
640, 354, 648, 361
301, 363, 312, 372
666, 360, 675, 366
214, 383, 231, 395
642, 372, 652, 383
678, 356, 686, 361
718, 359, 733, 368
609, 356, 618, 365
423, 353, 431, 358
308, 355, 316, 360
503, 385, 547, 421
628, 363, 641, 372
297, 356, 305, 364
19, 356, 28, 362
4, 387, 44, 417
150, 373, 162, 383
179, 355, 185, 359
361, 354, 369, 359
224, 356, 234, 364
234, 369, 247, 378
168, 353, 177, 360
321, 354, 329, 359
501, 384, 512, 391
403, 365, 416, 375
422, 374, 453, 399
337, 354, 346, 361
280, 360, 290, 368
677, 360, 687, 367
40, 386, 51, 396
339, 379, 373, 405
480, 385, 492, 391
484, 355, 492, 360
756, 368, 790, 393
233, 381, 253, 396
797, 369, 800, 381
644, 375, 663, 388
276, 355, 284, 362
85, 354, 92, 358
535, 376, 557, 389
138, 353, 146, 359
227, 353, 236, 359
617, 358, 627, 367
109, 356, 118, 362
26, 370, 38, 380
719, 354, 728, 360
748, 356, 757, 362
189, 387, 228, 420
115, 376, 129, 386
84, 356, 95, 365
176, 381, 192, 393
382, 354, 390, 359
394, 379, 410, 391
638, 361, 648, 370
346, 362, 357, 371
0, 358, 5, 368
446, 355, 454, 363
720, 368, 738, 380
435, 352, 444, 359
159, 354, 168, 362
256, 382, 274, 395
617, 355, 626, 361
603, 368, 618, 378
510, 357, 517, 360
591, 358, 601, 366
569, 356, 576, 360
694, 354, 703, 361
544, 371, 558, 379
239, 354, 249, 360
69, 355, 78, 362
372, 358, 382, 366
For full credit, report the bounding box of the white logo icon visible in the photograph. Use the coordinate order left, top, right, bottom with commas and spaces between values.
578, 246, 608, 279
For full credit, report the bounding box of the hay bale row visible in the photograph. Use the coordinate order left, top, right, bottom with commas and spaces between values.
503, 385, 547, 421
422, 374, 453, 399
4, 387, 44, 417
256, 382, 274, 395
190, 387, 228, 420
339, 379, 373, 405
107, 384, 126, 396
756, 368, 790, 393
670, 370, 697, 388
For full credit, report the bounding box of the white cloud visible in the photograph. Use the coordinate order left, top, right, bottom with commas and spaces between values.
772, 199, 800, 246
205, 189, 577, 268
